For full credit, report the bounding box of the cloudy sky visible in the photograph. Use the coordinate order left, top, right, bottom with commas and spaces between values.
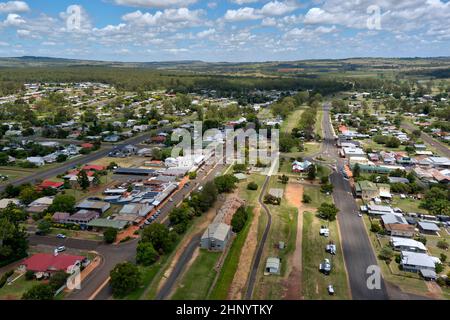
0, 0, 449, 62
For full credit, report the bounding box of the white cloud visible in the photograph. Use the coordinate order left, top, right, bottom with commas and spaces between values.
261, 17, 277, 26
122, 8, 205, 27
197, 28, 215, 38
259, 1, 298, 16
224, 7, 262, 21
114, 0, 197, 8
2, 13, 25, 26
230, 0, 259, 4
0, 1, 29, 13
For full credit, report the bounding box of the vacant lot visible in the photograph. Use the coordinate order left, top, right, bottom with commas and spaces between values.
302, 212, 350, 300
171, 250, 221, 300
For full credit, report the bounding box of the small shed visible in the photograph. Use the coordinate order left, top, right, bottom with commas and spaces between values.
265, 257, 280, 275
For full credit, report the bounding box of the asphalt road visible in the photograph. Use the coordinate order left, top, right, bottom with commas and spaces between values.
322, 105, 389, 300
401, 122, 450, 158
155, 234, 202, 300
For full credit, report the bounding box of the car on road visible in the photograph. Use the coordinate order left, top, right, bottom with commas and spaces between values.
56, 234, 66, 239
56, 246, 66, 252
327, 285, 335, 295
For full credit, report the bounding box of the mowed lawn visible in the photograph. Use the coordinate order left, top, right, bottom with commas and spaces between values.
302, 212, 350, 300
171, 250, 221, 300
253, 176, 298, 299
0, 273, 36, 300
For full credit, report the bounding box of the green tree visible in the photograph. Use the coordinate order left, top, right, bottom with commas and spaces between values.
141, 223, 173, 254
247, 182, 258, 190
110, 262, 141, 297
136, 242, 159, 266
103, 228, 118, 244
37, 220, 51, 235
379, 246, 394, 263
352, 163, 361, 178
47, 194, 76, 213
22, 283, 54, 300
214, 174, 238, 193
302, 194, 312, 204
318, 203, 339, 221
77, 170, 90, 191
231, 206, 249, 233
307, 164, 316, 180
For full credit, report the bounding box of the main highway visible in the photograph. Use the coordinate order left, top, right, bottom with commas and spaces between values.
321, 104, 389, 300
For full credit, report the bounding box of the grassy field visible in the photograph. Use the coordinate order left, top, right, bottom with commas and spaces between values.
171, 250, 221, 300
281, 107, 306, 134
390, 195, 428, 214
0, 273, 36, 300
209, 210, 254, 300
302, 185, 333, 208
302, 211, 350, 300
315, 110, 324, 138
253, 176, 298, 299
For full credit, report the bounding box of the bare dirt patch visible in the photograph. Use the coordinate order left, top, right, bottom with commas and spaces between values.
227, 205, 261, 300
283, 182, 304, 300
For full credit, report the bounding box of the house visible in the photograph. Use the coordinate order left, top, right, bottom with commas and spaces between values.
26, 156, 45, 167
119, 203, 153, 217
104, 135, 120, 142
52, 212, 71, 223
82, 165, 105, 171
388, 177, 409, 184
417, 221, 440, 235
81, 143, 94, 149
27, 196, 54, 214
20, 253, 87, 275
87, 218, 128, 230
0, 198, 21, 209
65, 210, 99, 225
38, 180, 64, 191
76, 200, 110, 214
381, 214, 407, 225
355, 181, 378, 201
200, 223, 231, 251
400, 251, 436, 273
292, 160, 312, 172
268, 188, 284, 199
390, 237, 427, 253
384, 223, 415, 238
113, 168, 156, 176
265, 257, 281, 275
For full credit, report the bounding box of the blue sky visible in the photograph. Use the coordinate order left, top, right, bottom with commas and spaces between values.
0, 0, 449, 62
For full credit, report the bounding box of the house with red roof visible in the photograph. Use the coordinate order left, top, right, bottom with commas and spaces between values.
37, 180, 64, 191
81, 143, 94, 149
82, 165, 105, 171
20, 253, 87, 275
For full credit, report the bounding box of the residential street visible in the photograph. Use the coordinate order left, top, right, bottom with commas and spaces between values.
322, 105, 389, 300
401, 122, 450, 158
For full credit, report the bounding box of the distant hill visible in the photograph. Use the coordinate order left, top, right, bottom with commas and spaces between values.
1, 56, 450, 78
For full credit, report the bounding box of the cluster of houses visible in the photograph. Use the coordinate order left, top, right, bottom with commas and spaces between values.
337, 134, 450, 184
